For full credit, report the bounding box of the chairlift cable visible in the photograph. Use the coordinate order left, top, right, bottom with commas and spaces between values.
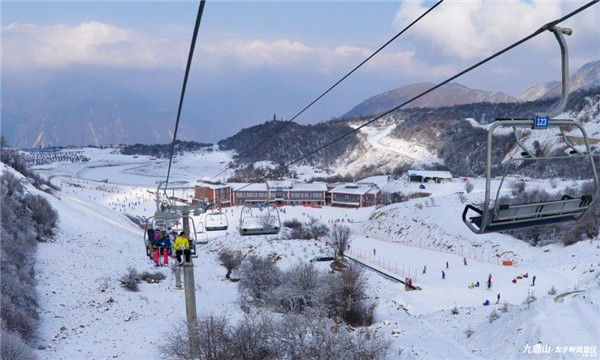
231, 0, 599, 194
279, 0, 600, 169
207, 0, 445, 182
165, 0, 207, 188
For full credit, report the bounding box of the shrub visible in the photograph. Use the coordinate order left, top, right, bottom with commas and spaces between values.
283, 218, 302, 229
162, 315, 233, 360
283, 217, 329, 240
465, 325, 474, 338
120, 267, 140, 292
451, 306, 459, 315
523, 290, 536, 309
0, 328, 37, 360
547, 285, 557, 295
231, 314, 280, 359
162, 311, 390, 360
278, 311, 389, 360
325, 266, 375, 326
488, 310, 500, 323
510, 181, 526, 195
139, 271, 166, 283
272, 262, 324, 313
500, 301, 512, 313
218, 249, 244, 279
238, 255, 282, 305
465, 182, 474, 193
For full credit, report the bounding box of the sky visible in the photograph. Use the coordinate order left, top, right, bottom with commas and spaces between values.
2, 0, 600, 142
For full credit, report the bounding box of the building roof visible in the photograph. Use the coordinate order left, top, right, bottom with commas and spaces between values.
228, 183, 268, 191
408, 170, 453, 179
330, 183, 380, 195
266, 180, 292, 189
290, 182, 328, 191
195, 182, 230, 190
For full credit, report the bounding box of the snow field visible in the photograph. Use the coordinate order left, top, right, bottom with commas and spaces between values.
29, 147, 600, 359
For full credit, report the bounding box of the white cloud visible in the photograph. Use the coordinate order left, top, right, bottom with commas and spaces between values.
392, 0, 573, 60
2, 21, 452, 80
3, 22, 188, 71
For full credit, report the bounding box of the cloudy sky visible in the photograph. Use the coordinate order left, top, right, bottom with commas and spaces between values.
2, 0, 600, 142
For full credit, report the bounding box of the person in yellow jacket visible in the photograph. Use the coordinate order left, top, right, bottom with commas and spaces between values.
173, 231, 191, 265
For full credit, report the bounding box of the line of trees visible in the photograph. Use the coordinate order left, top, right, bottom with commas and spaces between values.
1, 144, 59, 360
120, 140, 213, 158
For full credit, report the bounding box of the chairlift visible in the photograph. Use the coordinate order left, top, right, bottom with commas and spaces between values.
203, 211, 229, 231
462, 26, 599, 234
239, 203, 281, 236
194, 220, 209, 245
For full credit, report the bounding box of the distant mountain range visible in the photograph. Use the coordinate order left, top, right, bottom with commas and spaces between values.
2, 72, 202, 148
342, 60, 600, 119
2, 61, 599, 148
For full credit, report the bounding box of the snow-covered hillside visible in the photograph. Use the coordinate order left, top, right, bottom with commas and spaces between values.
21, 148, 600, 359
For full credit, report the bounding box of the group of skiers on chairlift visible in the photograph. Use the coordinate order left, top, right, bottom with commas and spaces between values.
147, 227, 191, 266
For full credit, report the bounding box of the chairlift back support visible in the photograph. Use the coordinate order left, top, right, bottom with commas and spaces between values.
239, 203, 281, 236
462, 26, 599, 234
204, 211, 229, 231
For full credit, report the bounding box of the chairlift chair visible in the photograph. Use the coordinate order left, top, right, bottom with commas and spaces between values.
462, 26, 599, 234
204, 211, 229, 231
239, 203, 281, 236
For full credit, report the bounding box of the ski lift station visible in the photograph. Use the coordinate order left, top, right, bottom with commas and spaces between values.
407, 170, 453, 184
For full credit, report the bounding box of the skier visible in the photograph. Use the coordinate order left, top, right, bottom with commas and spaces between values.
442, 270, 446, 279
463, 257, 467, 265
152, 229, 162, 266
157, 232, 171, 266
173, 231, 191, 265
496, 293, 501, 304
446, 261, 449, 269
422, 265, 427, 274
532, 275, 536, 286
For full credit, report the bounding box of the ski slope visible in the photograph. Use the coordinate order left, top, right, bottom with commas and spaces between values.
20, 147, 600, 359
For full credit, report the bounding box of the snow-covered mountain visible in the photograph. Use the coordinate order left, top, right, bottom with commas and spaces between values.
519, 60, 600, 102
344, 61, 600, 119
342, 82, 517, 119
2, 72, 203, 148
3, 147, 599, 359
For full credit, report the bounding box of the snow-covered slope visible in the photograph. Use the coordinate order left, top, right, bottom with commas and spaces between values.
17, 148, 600, 359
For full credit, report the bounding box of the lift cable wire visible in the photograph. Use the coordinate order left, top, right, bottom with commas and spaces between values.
231, 0, 598, 195
207, 0, 445, 182
165, 0, 207, 188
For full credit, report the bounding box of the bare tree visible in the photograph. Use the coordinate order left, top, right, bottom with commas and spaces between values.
218, 249, 244, 279
238, 255, 282, 305
162, 315, 233, 360
330, 224, 351, 259
272, 262, 324, 313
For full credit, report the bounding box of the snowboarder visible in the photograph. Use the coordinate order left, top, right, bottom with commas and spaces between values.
442, 270, 446, 279
483, 299, 491, 306
512, 278, 517, 284
532, 275, 536, 286
496, 293, 501, 304
463, 257, 467, 265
